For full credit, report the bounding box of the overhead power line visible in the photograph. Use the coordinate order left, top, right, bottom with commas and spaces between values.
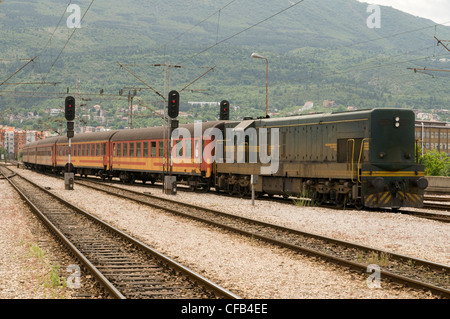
184, 0, 307, 62
0, 56, 38, 88
37, 0, 95, 88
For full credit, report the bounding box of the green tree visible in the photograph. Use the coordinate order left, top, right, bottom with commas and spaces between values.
422, 150, 450, 176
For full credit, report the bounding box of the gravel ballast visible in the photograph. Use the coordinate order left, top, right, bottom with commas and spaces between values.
3, 167, 449, 299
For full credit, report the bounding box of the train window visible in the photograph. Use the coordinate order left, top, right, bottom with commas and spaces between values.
185, 140, 192, 158
151, 142, 156, 157
194, 140, 200, 159
117, 143, 121, 157
123, 143, 128, 157
87, 144, 90, 156
175, 140, 183, 158
158, 141, 164, 157
130, 142, 135, 157
136, 142, 141, 157
96, 144, 100, 156
143, 142, 148, 157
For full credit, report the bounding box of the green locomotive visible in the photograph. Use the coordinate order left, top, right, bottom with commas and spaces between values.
214, 108, 428, 209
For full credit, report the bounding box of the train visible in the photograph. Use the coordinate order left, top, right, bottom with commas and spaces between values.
22, 108, 428, 209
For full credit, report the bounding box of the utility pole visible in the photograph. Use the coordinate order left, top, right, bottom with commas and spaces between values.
407, 67, 450, 74
128, 89, 137, 129
435, 36, 450, 53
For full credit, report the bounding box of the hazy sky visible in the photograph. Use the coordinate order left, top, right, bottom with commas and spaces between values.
358, 0, 450, 24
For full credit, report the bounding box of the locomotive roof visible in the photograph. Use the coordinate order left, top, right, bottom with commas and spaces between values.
256, 108, 414, 127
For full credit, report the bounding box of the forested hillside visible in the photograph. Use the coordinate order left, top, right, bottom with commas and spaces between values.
1, 0, 450, 130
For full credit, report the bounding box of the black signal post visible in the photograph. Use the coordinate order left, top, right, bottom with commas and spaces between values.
65, 96, 76, 121
220, 100, 229, 120
164, 90, 180, 195
64, 96, 75, 190
168, 90, 179, 119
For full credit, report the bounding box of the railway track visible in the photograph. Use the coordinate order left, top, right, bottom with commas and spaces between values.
423, 202, 450, 212
0, 166, 239, 299
71, 177, 450, 298
16, 161, 449, 223
399, 209, 450, 223
424, 195, 450, 202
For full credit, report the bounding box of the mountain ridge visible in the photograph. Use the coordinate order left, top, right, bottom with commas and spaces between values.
1, 0, 450, 130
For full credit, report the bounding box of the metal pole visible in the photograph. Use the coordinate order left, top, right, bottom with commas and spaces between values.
68, 138, 71, 173
251, 175, 255, 206
265, 58, 268, 118
421, 122, 424, 156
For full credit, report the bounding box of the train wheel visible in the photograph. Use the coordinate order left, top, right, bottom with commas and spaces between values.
316, 193, 326, 206
309, 190, 318, 206
241, 186, 250, 198
354, 199, 363, 210
335, 194, 345, 209
200, 184, 210, 193
228, 183, 236, 196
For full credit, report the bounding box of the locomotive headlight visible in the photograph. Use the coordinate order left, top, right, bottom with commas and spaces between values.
395, 122, 400, 128
372, 177, 385, 191
395, 117, 400, 121
394, 116, 400, 128
417, 177, 428, 190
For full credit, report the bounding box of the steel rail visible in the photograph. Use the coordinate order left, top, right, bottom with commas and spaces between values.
1, 167, 239, 299
75, 178, 450, 298
1, 169, 125, 299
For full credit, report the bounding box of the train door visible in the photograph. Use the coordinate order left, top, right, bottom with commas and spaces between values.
102, 142, 107, 168
338, 138, 364, 182
52, 143, 57, 167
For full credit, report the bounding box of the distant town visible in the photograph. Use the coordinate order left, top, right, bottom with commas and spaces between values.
1, 102, 450, 160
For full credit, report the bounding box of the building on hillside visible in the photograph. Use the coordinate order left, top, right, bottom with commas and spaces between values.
0, 128, 51, 159
415, 120, 450, 156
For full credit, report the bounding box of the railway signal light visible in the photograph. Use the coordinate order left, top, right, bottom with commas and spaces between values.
168, 90, 179, 119
65, 96, 76, 121
67, 121, 74, 138
219, 100, 229, 120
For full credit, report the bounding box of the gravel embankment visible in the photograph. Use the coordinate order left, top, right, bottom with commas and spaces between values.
0, 177, 107, 299
3, 167, 449, 299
